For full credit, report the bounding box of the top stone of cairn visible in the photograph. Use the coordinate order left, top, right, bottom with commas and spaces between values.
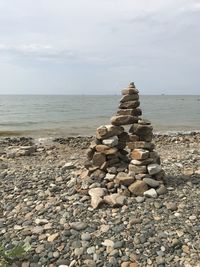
122, 82, 139, 95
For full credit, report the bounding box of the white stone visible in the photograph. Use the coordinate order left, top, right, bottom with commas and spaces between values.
35, 218, 48, 225
144, 188, 158, 198
102, 136, 118, 147
88, 188, 106, 209
105, 173, 116, 181
62, 162, 76, 170
147, 163, 162, 175
102, 239, 114, 247
88, 188, 106, 197
104, 193, 126, 206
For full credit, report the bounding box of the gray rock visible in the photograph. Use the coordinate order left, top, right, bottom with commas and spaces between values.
143, 178, 160, 188
147, 164, 162, 175
102, 136, 118, 147
81, 232, 91, 241
69, 222, 88, 231
144, 188, 158, 198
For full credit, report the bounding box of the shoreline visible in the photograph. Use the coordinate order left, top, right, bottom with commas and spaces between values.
1, 128, 200, 139
0, 131, 200, 146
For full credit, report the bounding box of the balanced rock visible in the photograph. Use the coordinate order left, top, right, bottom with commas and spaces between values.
83, 81, 165, 208
92, 153, 106, 167
102, 136, 118, 147
147, 164, 162, 175
129, 164, 147, 174
96, 125, 124, 139
111, 115, 138, 126
119, 100, 140, 109
117, 108, 142, 116
120, 94, 139, 103
115, 172, 135, 186
122, 88, 139, 95
131, 149, 149, 160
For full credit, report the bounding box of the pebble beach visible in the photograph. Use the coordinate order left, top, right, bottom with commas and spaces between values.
0, 132, 200, 267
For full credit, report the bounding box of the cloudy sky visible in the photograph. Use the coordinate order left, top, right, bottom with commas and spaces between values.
0, 0, 199, 95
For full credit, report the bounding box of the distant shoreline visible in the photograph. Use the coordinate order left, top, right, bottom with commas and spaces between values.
1, 129, 200, 139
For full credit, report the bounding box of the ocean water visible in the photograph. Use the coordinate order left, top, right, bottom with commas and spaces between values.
0, 95, 200, 137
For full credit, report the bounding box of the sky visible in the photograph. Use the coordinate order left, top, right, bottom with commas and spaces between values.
0, 0, 200, 95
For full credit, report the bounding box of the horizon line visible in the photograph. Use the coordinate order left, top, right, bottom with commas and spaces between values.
0, 94, 200, 96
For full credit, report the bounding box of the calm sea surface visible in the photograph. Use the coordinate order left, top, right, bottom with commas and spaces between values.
0, 95, 199, 137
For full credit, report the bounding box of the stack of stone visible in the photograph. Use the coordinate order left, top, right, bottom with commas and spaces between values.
83, 82, 166, 208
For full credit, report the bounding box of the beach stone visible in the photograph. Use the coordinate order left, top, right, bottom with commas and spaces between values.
121, 88, 139, 95
96, 125, 124, 139
156, 256, 165, 265
127, 141, 154, 151
69, 222, 87, 231
81, 232, 91, 241
129, 164, 147, 174
83, 260, 96, 267
138, 119, 151, 125
131, 149, 149, 160
62, 162, 76, 170
47, 233, 59, 242
156, 185, 167, 195
105, 173, 116, 181
120, 94, 139, 102
102, 136, 118, 147
131, 158, 153, 166
104, 193, 126, 206
102, 239, 115, 248
35, 218, 48, 225
139, 133, 153, 142
32, 226, 44, 234
143, 188, 158, 198
119, 100, 140, 109
150, 151, 161, 164
130, 263, 139, 267
143, 178, 160, 188
147, 163, 162, 175
104, 147, 119, 155
88, 187, 106, 209
135, 196, 145, 203
95, 144, 110, 152
86, 148, 95, 160
92, 153, 106, 167
35, 244, 45, 254
154, 169, 165, 180
129, 124, 153, 135
117, 108, 142, 116
128, 180, 148, 196
129, 134, 140, 142
195, 168, 200, 175
121, 262, 130, 267
111, 115, 138, 126
90, 169, 106, 180
165, 202, 178, 211
0, 163, 8, 169
115, 172, 135, 186
183, 167, 194, 176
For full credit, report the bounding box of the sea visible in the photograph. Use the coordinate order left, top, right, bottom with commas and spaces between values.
0, 95, 200, 137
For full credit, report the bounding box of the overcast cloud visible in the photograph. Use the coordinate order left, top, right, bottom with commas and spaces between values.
0, 0, 199, 94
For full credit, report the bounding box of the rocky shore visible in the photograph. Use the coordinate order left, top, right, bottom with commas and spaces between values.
0, 132, 200, 267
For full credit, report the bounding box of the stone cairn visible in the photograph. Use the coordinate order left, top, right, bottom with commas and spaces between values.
83, 82, 166, 208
